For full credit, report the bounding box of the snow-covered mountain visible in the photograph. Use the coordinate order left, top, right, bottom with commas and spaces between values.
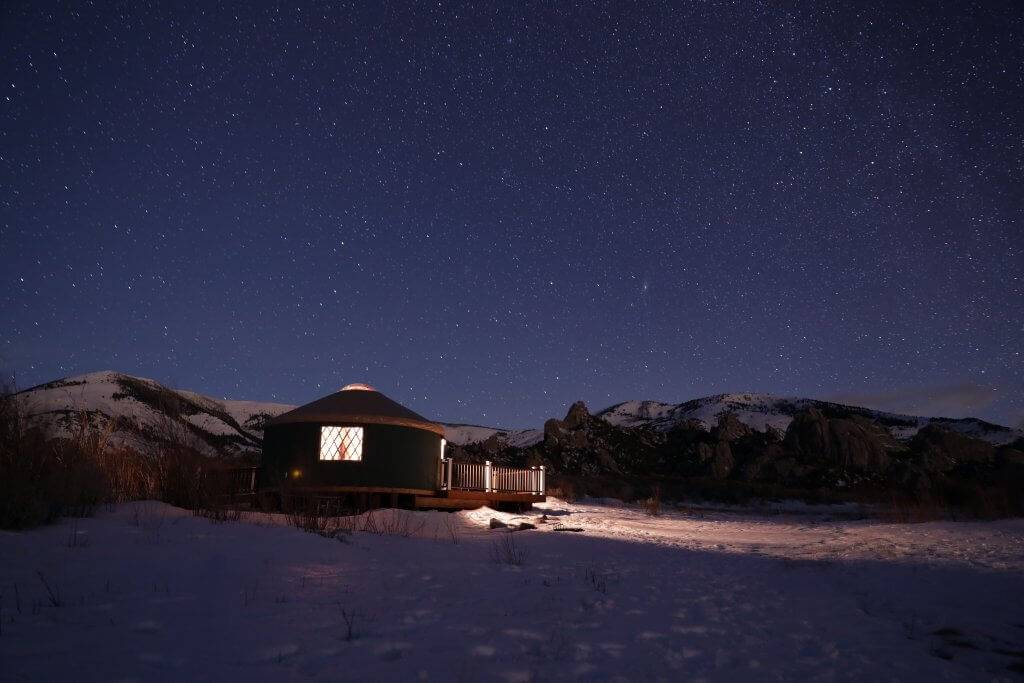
597, 393, 1023, 446
442, 423, 544, 449
14, 371, 294, 458
13, 373, 1021, 458
12, 371, 536, 455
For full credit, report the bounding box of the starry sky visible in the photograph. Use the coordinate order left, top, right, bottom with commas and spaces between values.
2, 2, 1022, 429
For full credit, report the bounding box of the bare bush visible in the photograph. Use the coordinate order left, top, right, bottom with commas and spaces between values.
0, 385, 60, 528
35, 571, 63, 608
131, 503, 167, 543
288, 499, 349, 538
584, 566, 608, 594
644, 485, 662, 516
0, 387, 147, 527
441, 513, 461, 545
65, 518, 90, 548
556, 479, 577, 503
197, 505, 244, 524
362, 509, 426, 538
877, 492, 946, 523
339, 606, 362, 641
490, 531, 526, 566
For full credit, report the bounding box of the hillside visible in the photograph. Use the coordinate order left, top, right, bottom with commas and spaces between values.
597, 393, 1022, 445
14, 371, 545, 455
15, 371, 293, 460
10, 371, 1024, 514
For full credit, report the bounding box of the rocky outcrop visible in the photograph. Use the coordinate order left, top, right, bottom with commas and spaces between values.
908, 424, 995, 473
563, 401, 591, 430
710, 441, 734, 479
784, 408, 893, 472
544, 401, 593, 448
712, 412, 751, 442
457, 398, 1018, 510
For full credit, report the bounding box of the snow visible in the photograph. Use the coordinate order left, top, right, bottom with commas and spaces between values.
598, 393, 1024, 445
15, 371, 295, 457
2, 500, 1022, 681
19, 373, 1021, 456
443, 423, 544, 448
443, 423, 504, 445
18, 372, 547, 454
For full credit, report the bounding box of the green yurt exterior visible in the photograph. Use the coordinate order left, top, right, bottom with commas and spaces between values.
259, 384, 446, 503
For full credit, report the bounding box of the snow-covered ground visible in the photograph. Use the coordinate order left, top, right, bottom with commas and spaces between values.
2, 500, 1023, 681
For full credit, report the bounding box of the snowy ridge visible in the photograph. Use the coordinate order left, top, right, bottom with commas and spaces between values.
13, 371, 541, 457
14, 373, 1021, 457
598, 392, 1023, 445
15, 371, 294, 458
442, 423, 544, 448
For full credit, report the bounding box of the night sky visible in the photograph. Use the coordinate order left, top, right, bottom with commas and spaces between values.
2, 2, 1022, 429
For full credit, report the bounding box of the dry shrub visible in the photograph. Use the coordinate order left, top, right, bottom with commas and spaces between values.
877, 492, 947, 523
189, 466, 255, 522
937, 473, 1024, 520
584, 566, 608, 594
153, 443, 206, 509
644, 484, 662, 516
440, 513, 461, 545
0, 431, 61, 528
490, 531, 526, 566
0, 384, 239, 529
287, 498, 351, 538
362, 509, 425, 537
555, 478, 577, 503
197, 504, 244, 524
0, 390, 149, 528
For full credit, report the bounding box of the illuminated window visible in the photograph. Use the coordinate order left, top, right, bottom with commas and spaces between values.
320, 426, 363, 461
440, 438, 446, 459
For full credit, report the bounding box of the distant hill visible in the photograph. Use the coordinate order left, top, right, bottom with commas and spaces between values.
596, 393, 1022, 446
14, 371, 294, 459
13, 372, 1021, 462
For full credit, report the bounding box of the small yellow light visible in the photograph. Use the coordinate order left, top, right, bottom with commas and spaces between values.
291, 469, 302, 479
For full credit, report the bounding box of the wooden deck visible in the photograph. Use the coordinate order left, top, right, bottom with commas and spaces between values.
250, 459, 545, 511
415, 488, 545, 510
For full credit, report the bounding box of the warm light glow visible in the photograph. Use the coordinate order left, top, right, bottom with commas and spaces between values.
340, 382, 376, 392
440, 438, 446, 459
320, 426, 363, 461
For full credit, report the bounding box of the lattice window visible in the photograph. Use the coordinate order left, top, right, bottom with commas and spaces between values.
319, 426, 363, 461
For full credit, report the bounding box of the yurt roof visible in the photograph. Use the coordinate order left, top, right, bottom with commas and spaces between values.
268, 383, 445, 436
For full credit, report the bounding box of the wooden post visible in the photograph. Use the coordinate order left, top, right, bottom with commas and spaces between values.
484, 461, 492, 493
446, 458, 453, 491
539, 466, 545, 495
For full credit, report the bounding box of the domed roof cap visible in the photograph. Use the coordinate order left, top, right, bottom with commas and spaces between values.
341, 382, 376, 391
268, 384, 444, 436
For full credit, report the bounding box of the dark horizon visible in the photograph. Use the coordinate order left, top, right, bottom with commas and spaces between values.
3, 2, 1022, 429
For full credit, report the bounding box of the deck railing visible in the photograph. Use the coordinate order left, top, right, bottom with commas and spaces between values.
439, 458, 545, 495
